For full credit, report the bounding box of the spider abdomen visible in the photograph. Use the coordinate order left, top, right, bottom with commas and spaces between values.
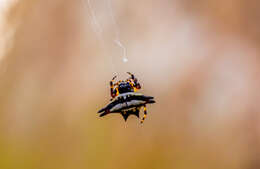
110, 100, 146, 112
98, 92, 155, 121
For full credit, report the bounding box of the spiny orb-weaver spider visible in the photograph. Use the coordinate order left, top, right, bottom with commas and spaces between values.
98, 72, 155, 123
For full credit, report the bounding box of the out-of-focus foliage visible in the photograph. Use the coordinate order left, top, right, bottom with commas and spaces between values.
0, 0, 260, 169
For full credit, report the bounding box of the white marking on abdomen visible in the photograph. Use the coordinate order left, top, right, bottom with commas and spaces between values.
110, 100, 145, 112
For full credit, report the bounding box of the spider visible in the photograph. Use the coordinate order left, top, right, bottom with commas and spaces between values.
98, 72, 155, 123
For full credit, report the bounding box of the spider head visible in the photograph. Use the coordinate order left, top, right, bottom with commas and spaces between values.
118, 81, 133, 94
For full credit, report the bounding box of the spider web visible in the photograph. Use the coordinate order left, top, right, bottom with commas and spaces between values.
81, 0, 128, 73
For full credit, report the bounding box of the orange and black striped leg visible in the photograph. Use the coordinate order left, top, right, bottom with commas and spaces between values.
110, 75, 117, 99
127, 72, 136, 83
127, 72, 141, 90
127, 72, 135, 79
140, 105, 147, 124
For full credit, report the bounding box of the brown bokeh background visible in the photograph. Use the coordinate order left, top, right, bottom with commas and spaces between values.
0, 0, 260, 169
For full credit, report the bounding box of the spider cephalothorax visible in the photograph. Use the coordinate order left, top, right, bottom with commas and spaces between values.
98, 72, 155, 123
110, 72, 141, 98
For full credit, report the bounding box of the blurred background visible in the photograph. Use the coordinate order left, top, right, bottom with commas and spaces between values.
0, 0, 260, 169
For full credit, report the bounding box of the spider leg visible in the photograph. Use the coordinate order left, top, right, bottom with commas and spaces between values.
140, 105, 147, 124
127, 72, 141, 90
110, 75, 117, 99
127, 72, 135, 80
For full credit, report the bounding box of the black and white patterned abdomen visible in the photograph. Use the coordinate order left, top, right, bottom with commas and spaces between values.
98, 92, 155, 113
